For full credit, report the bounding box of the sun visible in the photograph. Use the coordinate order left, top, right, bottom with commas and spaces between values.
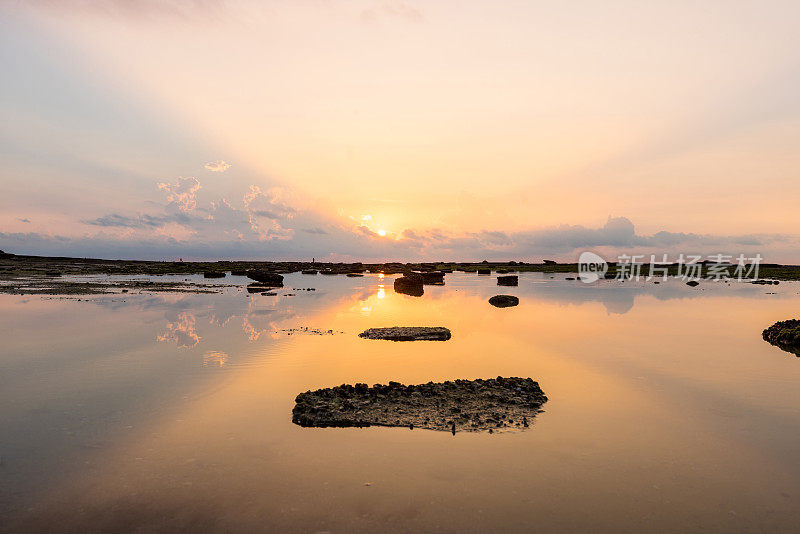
377, 229, 387, 237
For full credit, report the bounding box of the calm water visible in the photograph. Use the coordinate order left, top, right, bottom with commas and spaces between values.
1, 272, 799, 532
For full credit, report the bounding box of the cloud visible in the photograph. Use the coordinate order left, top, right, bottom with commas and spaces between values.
82, 213, 185, 228
157, 176, 201, 212
301, 227, 328, 235
242, 185, 296, 240
204, 160, 231, 172
17, 218, 30, 223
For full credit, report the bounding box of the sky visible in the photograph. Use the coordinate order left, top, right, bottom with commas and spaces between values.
1, 0, 800, 262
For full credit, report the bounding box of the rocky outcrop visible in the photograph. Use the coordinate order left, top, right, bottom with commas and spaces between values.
203, 271, 226, 278
359, 326, 451, 341
497, 275, 518, 286
246, 270, 284, 286
489, 295, 519, 308
412, 271, 445, 285
686, 280, 700, 287
477, 268, 491, 275
346, 273, 364, 277
292, 377, 548, 433
762, 319, 800, 356
301, 269, 318, 275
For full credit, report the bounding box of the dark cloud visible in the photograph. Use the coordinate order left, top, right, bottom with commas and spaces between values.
17, 218, 31, 223
81, 212, 194, 228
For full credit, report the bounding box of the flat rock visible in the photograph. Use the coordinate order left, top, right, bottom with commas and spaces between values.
497, 275, 518, 286
359, 326, 451, 341
489, 295, 519, 307
763, 319, 800, 356
292, 377, 548, 433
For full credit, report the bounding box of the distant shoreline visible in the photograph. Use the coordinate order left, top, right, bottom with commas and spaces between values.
2, 251, 799, 280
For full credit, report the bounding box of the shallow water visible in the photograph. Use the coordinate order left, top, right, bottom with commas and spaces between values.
1, 272, 799, 532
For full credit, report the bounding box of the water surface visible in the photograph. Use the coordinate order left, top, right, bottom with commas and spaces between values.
1, 273, 799, 532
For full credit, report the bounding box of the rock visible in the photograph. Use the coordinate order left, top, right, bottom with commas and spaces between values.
394, 276, 424, 297
762, 319, 800, 356
292, 377, 548, 433
686, 280, 700, 287
359, 327, 451, 341
497, 275, 518, 286
302, 269, 318, 275
346, 273, 364, 277
231, 270, 248, 276
543, 260, 556, 265
246, 270, 284, 286
415, 271, 445, 285
489, 295, 519, 308
203, 271, 226, 278
477, 268, 491, 275
320, 270, 336, 275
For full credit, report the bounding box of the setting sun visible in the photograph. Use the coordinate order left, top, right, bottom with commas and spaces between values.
377, 229, 387, 237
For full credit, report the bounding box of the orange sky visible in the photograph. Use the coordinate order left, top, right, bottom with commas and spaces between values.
2, 1, 800, 260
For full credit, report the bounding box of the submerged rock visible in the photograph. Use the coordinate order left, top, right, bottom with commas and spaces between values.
359, 326, 451, 341
762, 319, 800, 356
497, 275, 518, 286
394, 276, 424, 297
246, 270, 284, 286
292, 377, 548, 433
247, 283, 277, 294
489, 295, 519, 308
